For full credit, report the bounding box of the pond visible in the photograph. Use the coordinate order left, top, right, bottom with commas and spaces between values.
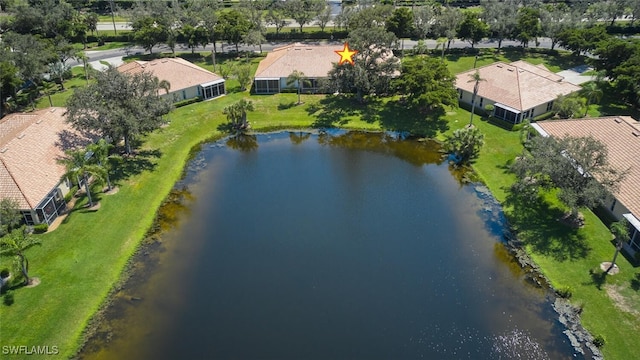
81, 131, 584, 360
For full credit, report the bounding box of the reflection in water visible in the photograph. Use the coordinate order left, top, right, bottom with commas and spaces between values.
81, 131, 580, 360
317, 130, 444, 166
289, 131, 312, 145
225, 133, 258, 152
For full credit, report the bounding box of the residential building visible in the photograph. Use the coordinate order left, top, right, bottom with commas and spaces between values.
532, 116, 640, 256
117, 57, 225, 102
456, 61, 581, 124
253, 43, 339, 94
0, 107, 93, 225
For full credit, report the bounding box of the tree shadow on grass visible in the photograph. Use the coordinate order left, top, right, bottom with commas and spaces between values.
505, 191, 591, 262
377, 101, 449, 138
306, 95, 371, 128
307, 95, 449, 137
586, 268, 608, 290
111, 149, 162, 182
630, 273, 640, 291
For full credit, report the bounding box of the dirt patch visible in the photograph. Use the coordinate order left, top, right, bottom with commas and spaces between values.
558, 212, 585, 229
103, 186, 120, 195
605, 285, 640, 318
25, 277, 41, 288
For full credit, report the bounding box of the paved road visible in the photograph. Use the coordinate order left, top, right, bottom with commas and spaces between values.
80, 37, 557, 65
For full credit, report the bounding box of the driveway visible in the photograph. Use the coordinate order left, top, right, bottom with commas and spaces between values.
558, 65, 595, 85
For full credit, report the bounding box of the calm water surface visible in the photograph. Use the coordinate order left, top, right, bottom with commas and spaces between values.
82, 131, 581, 360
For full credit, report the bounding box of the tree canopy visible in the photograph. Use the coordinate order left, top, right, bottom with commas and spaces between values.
65, 66, 172, 154
393, 56, 458, 114
510, 135, 627, 218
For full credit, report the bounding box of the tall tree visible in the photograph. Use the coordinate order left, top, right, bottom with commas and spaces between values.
284, 0, 325, 33
180, 24, 209, 54
131, 16, 168, 54
265, 2, 289, 35
287, 70, 310, 105
58, 147, 106, 208
468, 70, 485, 126
413, 3, 437, 40
326, 27, 400, 103
513, 7, 542, 48
607, 220, 630, 273
0, 227, 41, 285
0, 198, 21, 238
457, 12, 489, 49
510, 135, 627, 220
88, 138, 120, 192
434, 5, 462, 50
481, 0, 517, 51
219, 10, 251, 53
393, 56, 458, 114
557, 26, 610, 56
315, 3, 333, 32
65, 66, 172, 154
233, 64, 253, 92
581, 82, 603, 116
552, 93, 585, 119
540, 3, 574, 51
386, 7, 415, 50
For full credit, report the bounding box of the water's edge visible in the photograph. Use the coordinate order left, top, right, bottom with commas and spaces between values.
74, 130, 602, 359
473, 185, 602, 359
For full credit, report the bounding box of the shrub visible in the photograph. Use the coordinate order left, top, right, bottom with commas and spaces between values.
174, 97, 202, 108
3, 291, 14, 306
33, 223, 48, 234
593, 335, 606, 348
556, 286, 573, 299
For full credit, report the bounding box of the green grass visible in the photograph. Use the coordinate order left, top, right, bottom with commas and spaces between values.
36, 68, 92, 109
97, 15, 128, 22
3, 51, 640, 360
445, 48, 586, 74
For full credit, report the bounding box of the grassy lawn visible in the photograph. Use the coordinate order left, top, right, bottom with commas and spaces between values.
2, 51, 639, 360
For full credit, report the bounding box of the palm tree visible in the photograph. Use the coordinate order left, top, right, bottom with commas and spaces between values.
74, 51, 90, 85
606, 220, 630, 273
89, 139, 119, 192
286, 70, 311, 105
581, 82, 603, 116
468, 70, 485, 126
58, 148, 106, 208
158, 79, 171, 96
0, 227, 41, 285
222, 99, 255, 133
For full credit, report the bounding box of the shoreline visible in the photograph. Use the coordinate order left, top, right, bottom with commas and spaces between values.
76, 129, 600, 359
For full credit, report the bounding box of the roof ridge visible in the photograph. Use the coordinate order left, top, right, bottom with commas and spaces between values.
0, 157, 33, 208
515, 63, 523, 111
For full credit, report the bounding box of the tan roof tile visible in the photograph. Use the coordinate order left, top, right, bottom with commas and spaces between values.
117, 57, 223, 94
536, 117, 640, 218
254, 43, 341, 79
456, 61, 581, 111
0, 107, 93, 210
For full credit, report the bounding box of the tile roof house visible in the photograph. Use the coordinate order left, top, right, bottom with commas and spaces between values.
455, 61, 581, 124
253, 43, 340, 94
532, 116, 640, 256
0, 107, 94, 225
117, 57, 225, 102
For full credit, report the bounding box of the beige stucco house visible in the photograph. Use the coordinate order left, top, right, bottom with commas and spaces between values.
253, 43, 339, 94
456, 61, 581, 124
117, 57, 225, 102
0, 107, 93, 225
532, 116, 640, 256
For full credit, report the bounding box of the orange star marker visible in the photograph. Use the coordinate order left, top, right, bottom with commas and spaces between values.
335, 42, 358, 65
